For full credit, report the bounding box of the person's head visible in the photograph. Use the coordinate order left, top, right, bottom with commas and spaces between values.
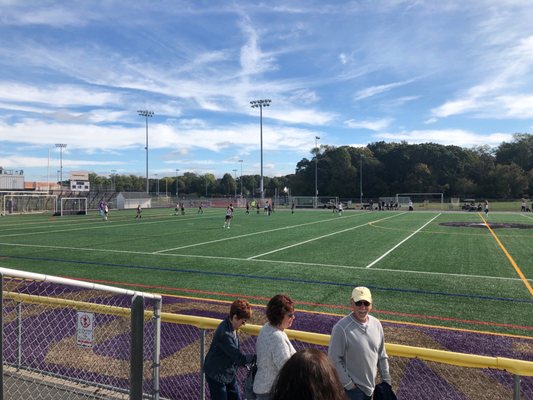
229, 299, 252, 330
350, 286, 373, 323
271, 349, 345, 400
266, 294, 295, 330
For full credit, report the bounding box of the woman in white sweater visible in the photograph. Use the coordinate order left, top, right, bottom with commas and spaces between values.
253, 294, 296, 400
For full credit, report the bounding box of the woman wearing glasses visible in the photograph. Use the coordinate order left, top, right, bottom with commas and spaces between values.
253, 294, 296, 400
203, 299, 255, 400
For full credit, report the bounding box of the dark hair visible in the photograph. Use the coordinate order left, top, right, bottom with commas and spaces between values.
229, 299, 252, 320
271, 349, 345, 400
266, 294, 294, 327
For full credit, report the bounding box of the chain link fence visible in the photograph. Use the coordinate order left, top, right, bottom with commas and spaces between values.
1, 268, 161, 399
156, 316, 532, 400
2, 268, 532, 399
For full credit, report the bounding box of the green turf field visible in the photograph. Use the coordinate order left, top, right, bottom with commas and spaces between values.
1, 207, 532, 337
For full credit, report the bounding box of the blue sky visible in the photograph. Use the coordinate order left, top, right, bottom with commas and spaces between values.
1, 1, 533, 183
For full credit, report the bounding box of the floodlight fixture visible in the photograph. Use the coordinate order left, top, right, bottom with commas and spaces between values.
250, 99, 271, 199
137, 109, 154, 193
55, 143, 67, 187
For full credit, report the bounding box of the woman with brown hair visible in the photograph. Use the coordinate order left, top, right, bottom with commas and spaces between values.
271, 349, 346, 400
203, 299, 255, 400
253, 294, 296, 400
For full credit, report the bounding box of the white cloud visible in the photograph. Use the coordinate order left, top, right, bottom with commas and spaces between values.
376, 129, 513, 147
353, 78, 418, 102
345, 118, 393, 131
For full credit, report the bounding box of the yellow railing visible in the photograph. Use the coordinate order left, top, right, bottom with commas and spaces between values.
5, 291, 533, 377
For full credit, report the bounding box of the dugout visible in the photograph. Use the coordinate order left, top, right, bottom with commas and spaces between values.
116, 192, 151, 209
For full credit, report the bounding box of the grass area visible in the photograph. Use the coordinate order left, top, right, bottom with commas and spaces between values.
1, 206, 532, 337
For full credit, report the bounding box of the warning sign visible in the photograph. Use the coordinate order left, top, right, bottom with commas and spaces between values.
76, 311, 95, 348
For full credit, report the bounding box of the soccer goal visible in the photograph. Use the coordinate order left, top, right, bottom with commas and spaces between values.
0, 192, 57, 216
291, 196, 339, 209
395, 193, 444, 210
60, 197, 88, 216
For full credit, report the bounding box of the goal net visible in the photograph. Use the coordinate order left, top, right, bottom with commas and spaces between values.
395, 193, 444, 210
291, 196, 339, 209
60, 197, 88, 216
1, 192, 57, 216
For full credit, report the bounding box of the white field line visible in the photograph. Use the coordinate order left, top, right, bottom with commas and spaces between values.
0, 214, 221, 238
365, 213, 441, 269
520, 213, 533, 221
247, 213, 406, 260
153, 212, 367, 253
0, 240, 526, 283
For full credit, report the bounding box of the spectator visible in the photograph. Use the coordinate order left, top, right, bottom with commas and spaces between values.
203, 299, 255, 400
254, 294, 296, 400
328, 286, 391, 400
270, 348, 346, 400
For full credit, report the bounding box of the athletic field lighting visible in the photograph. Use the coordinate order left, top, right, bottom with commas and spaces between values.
314, 136, 320, 208
238, 159, 243, 198
175, 168, 180, 198
233, 168, 238, 198
137, 109, 154, 193
55, 143, 67, 187
360, 155, 364, 208
250, 99, 271, 199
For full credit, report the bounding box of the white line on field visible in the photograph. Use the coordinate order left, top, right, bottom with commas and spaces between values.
0, 240, 527, 283
247, 213, 406, 260
365, 213, 441, 269
153, 212, 366, 253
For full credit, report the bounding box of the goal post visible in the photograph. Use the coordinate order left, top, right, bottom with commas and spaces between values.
60, 197, 88, 216
291, 196, 339, 209
0, 192, 57, 216
395, 193, 444, 210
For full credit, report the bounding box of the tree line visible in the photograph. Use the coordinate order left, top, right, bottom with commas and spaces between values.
88, 133, 533, 200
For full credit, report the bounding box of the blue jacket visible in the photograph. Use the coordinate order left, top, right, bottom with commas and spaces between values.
203, 317, 253, 384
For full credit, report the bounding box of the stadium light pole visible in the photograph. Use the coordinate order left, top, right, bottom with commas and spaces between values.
314, 136, 320, 208
175, 168, 180, 198
55, 143, 67, 187
111, 169, 117, 191
137, 109, 154, 194
233, 168, 238, 199
360, 155, 364, 208
250, 99, 271, 199
238, 159, 243, 198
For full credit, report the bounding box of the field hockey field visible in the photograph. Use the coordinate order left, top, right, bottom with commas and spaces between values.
0, 206, 532, 337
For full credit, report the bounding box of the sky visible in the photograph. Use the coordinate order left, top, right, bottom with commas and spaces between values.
1, 0, 533, 183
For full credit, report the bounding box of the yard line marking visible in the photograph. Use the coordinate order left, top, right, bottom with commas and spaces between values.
1, 240, 529, 283
246, 213, 406, 260
366, 213, 441, 269
0, 213, 221, 238
153, 212, 366, 253
480, 214, 533, 296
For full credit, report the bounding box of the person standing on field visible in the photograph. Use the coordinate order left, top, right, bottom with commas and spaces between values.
135, 204, 142, 219
223, 204, 234, 229
328, 286, 391, 400
484, 200, 489, 218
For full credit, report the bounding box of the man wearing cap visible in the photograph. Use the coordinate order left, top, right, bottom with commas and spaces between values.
328, 286, 391, 400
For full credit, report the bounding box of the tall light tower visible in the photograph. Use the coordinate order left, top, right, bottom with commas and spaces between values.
232, 168, 238, 199
238, 159, 243, 198
137, 109, 154, 193
111, 169, 117, 190
250, 99, 271, 199
55, 143, 67, 187
314, 136, 320, 208
360, 155, 364, 208
175, 168, 180, 198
